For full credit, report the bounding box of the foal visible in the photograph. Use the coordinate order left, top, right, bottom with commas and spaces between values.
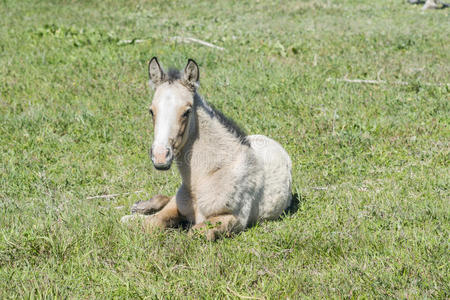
121, 58, 292, 240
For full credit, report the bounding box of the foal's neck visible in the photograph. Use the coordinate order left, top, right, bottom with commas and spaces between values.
176, 93, 247, 184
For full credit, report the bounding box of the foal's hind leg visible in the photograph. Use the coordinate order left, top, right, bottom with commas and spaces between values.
189, 215, 242, 241
130, 195, 171, 215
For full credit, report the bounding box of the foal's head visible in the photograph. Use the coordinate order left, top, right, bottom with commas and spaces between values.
147, 57, 199, 170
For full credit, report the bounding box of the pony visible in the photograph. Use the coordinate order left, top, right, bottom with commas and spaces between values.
121, 57, 292, 241
408, 0, 449, 9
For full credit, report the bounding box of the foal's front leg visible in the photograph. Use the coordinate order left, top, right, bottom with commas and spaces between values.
131, 194, 171, 215
120, 194, 171, 224
121, 196, 181, 229
143, 196, 183, 231
189, 215, 242, 241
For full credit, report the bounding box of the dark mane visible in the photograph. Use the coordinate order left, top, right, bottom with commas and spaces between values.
166, 68, 181, 83
195, 94, 249, 146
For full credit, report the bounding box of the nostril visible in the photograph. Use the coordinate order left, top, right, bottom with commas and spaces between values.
165, 147, 172, 158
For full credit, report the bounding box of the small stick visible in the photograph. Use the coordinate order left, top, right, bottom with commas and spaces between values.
87, 190, 144, 200
328, 78, 408, 85
171, 36, 225, 51
327, 77, 448, 87
311, 186, 328, 191
117, 39, 147, 45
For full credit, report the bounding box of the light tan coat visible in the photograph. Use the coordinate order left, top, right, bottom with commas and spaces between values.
121, 58, 292, 240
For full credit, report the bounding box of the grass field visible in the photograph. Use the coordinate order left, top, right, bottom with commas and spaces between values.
1, 0, 449, 298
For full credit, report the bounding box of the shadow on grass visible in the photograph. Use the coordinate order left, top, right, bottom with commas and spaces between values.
282, 192, 305, 217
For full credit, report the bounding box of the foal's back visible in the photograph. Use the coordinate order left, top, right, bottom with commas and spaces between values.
247, 135, 292, 222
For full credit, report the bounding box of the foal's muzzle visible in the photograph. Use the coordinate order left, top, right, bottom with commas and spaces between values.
150, 145, 173, 170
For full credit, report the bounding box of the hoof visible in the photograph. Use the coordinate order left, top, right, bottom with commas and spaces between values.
130, 195, 170, 215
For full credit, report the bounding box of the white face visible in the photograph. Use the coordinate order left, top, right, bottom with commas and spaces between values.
149, 82, 193, 170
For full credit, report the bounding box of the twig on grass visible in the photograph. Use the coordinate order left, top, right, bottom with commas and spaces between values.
328, 78, 409, 85
86, 190, 144, 200
117, 39, 147, 45
326, 77, 449, 87
171, 36, 225, 51
311, 186, 328, 191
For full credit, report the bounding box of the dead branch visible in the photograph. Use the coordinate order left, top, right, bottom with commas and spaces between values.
327, 78, 448, 87
87, 190, 144, 200
117, 39, 147, 45
171, 36, 225, 51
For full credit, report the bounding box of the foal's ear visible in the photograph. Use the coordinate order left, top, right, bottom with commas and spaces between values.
148, 57, 165, 88
183, 59, 199, 86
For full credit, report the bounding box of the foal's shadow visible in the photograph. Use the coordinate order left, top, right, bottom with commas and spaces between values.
282, 192, 305, 217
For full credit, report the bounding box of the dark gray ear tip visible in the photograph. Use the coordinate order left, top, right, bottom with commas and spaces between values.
149, 57, 159, 66
187, 59, 198, 66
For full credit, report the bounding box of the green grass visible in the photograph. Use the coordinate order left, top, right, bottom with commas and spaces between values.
0, 0, 449, 298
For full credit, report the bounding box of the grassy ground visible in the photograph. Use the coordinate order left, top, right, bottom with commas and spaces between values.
0, 0, 449, 298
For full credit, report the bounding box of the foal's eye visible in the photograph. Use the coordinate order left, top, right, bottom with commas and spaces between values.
182, 108, 191, 118
149, 108, 154, 117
